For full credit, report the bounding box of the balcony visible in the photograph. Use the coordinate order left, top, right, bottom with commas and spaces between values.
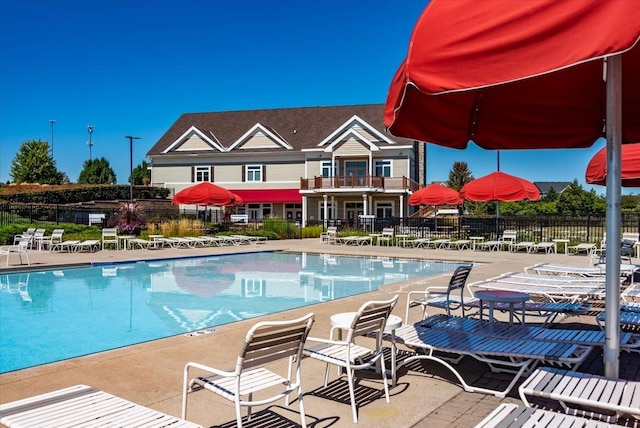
300, 175, 419, 192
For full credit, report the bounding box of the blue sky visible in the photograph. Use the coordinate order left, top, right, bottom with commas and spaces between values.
0, 0, 630, 194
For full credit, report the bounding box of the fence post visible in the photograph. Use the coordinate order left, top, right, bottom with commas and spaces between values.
586, 215, 591, 242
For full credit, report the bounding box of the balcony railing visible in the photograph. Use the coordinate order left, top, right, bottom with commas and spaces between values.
300, 175, 419, 192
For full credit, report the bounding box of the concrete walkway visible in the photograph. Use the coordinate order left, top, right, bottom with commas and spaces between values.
1, 239, 638, 427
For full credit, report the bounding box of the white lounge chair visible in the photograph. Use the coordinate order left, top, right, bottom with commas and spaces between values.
303, 296, 398, 423
319, 226, 338, 244
475, 403, 624, 428
377, 227, 395, 246
388, 322, 592, 398
13, 227, 35, 244
519, 367, 640, 422
568, 243, 597, 255
41, 228, 64, 251
532, 241, 557, 254
183, 313, 315, 428
49, 240, 81, 252
73, 240, 102, 253
0, 384, 202, 427
511, 241, 535, 253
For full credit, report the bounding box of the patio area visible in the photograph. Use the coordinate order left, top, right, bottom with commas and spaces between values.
1, 239, 638, 427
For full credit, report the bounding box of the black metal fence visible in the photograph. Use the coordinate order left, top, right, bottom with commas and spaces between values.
2, 202, 639, 244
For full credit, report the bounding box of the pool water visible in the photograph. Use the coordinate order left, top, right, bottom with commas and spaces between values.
0, 251, 464, 373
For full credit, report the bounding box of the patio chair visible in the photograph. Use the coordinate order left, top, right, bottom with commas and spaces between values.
49, 240, 81, 252
405, 264, 473, 323
377, 227, 395, 246
182, 313, 315, 428
387, 322, 592, 398
13, 227, 35, 244
40, 228, 64, 251
101, 227, 119, 250
319, 226, 338, 244
475, 403, 622, 428
0, 384, 202, 428
30, 228, 46, 250
519, 367, 640, 422
596, 302, 640, 330
73, 240, 102, 253
302, 296, 398, 423
568, 242, 597, 255
0, 236, 31, 266
511, 241, 535, 253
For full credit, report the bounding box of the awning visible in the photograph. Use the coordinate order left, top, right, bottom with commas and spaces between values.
231, 189, 302, 204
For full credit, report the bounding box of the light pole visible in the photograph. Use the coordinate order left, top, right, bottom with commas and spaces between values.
125, 136, 141, 203
49, 119, 56, 157
87, 125, 94, 160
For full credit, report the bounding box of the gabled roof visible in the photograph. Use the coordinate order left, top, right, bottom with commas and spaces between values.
534, 181, 572, 194
147, 104, 416, 156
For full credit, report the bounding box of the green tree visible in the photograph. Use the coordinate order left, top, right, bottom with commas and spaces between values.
10, 140, 65, 184
77, 157, 117, 184
621, 194, 640, 211
446, 161, 474, 191
131, 160, 151, 185
556, 180, 606, 216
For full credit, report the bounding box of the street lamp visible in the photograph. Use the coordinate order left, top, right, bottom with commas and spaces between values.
49, 119, 56, 157
125, 136, 141, 203
87, 125, 94, 160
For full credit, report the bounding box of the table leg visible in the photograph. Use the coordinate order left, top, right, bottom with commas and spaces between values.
390, 328, 397, 386
488, 301, 494, 322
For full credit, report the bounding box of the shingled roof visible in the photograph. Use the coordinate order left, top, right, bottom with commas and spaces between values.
534, 181, 572, 194
147, 104, 416, 156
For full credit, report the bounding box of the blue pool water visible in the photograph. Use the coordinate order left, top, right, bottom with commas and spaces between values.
0, 252, 464, 373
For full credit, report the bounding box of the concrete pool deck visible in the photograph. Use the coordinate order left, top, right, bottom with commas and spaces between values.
1, 238, 638, 427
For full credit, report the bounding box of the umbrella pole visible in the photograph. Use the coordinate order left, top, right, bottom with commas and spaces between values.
604, 55, 622, 378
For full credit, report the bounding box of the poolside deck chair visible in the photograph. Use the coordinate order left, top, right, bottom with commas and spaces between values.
40, 228, 64, 251
128, 237, 152, 249
532, 241, 557, 254
519, 367, 640, 422
183, 313, 315, 428
405, 264, 473, 323
0, 236, 31, 266
568, 243, 597, 255
101, 227, 119, 250
511, 241, 535, 253
420, 314, 640, 352
475, 403, 624, 428
13, 227, 35, 244
387, 322, 592, 398
0, 384, 202, 428
30, 228, 46, 250
468, 275, 606, 303
320, 226, 338, 244
449, 239, 471, 250
49, 240, 81, 252
597, 303, 640, 330
303, 296, 398, 423
73, 239, 102, 253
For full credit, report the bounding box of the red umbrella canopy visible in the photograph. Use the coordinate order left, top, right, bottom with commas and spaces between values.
586, 143, 640, 187
409, 183, 462, 206
384, 0, 640, 149
229, 192, 244, 206
459, 171, 540, 202
172, 182, 235, 206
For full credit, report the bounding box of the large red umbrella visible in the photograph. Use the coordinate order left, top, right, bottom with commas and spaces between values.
384, 0, 640, 148
408, 183, 462, 206
172, 182, 235, 206
384, 0, 640, 375
586, 143, 640, 187
459, 172, 540, 202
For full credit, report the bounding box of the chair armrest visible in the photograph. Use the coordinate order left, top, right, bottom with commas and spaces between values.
305, 336, 349, 347
184, 361, 234, 379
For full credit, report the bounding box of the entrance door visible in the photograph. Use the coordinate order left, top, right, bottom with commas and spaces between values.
345, 202, 363, 228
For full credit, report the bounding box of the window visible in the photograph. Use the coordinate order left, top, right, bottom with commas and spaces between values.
345, 161, 366, 177
376, 202, 393, 218
375, 160, 391, 177
246, 165, 263, 182
321, 161, 335, 177
194, 166, 211, 182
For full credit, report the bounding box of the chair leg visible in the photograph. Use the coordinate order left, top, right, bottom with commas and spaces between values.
297, 379, 308, 428
235, 396, 244, 428
346, 367, 358, 423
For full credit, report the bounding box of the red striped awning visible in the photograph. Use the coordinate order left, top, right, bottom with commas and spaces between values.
231, 189, 302, 204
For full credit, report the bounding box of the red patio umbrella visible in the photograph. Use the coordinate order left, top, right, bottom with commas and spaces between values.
586, 144, 640, 187
384, 0, 639, 376
172, 182, 235, 206
408, 183, 462, 206
459, 172, 540, 202
229, 192, 244, 206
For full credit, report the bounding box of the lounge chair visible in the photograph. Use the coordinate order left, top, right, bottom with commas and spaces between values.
519, 367, 640, 422
40, 228, 64, 251
49, 240, 81, 252
532, 241, 557, 254
73, 240, 102, 253
303, 296, 398, 423
13, 227, 35, 244
475, 403, 624, 428
511, 241, 535, 253
478, 230, 517, 251
420, 314, 640, 352
596, 302, 640, 330
0, 384, 202, 427
468, 275, 606, 303
319, 226, 338, 244
568, 243, 597, 255
128, 237, 152, 249
182, 313, 315, 428
0, 236, 31, 266
101, 227, 119, 250
449, 239, 471, 250
387, 322, 593, 398
405, 264, 474, 322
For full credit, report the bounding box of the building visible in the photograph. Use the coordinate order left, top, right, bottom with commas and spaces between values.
147, 104, 423, 227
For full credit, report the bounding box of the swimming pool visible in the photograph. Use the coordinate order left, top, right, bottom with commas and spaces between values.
0, 251, 465, 373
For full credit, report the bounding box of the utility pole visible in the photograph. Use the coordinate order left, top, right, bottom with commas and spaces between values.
87, 125, 94, 160
49, 119, 56, 157
125, 135, 141, 204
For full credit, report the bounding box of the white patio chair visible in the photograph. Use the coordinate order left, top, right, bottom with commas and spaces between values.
302, 296, 398, 423
182, 313, 315, 428
0, 236, 31, 266
475, 403, 620, 428
101, 228, 119, 250
377, 227, 395, 246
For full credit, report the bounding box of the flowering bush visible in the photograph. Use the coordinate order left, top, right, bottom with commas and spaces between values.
115, 202, 147, 235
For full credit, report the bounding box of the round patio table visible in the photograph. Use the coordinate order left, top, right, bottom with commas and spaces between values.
475, 290, 530, 325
